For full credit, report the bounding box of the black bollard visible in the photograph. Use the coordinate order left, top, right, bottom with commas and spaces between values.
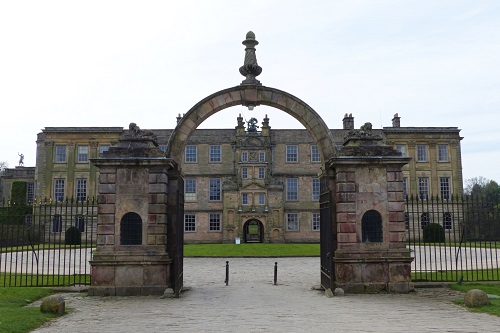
225, 261, 229, 286
274, 262, 278, 285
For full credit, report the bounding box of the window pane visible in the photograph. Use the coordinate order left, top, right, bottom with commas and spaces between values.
286, 178, 298, 201
55, 145, 66, 163
443, 213, 452, 229
287, 213, 299, 231
241, 151, 248, 162
242, 193, 249, 205
209, 178, 221, 201
75, 215, 85, 232
99, 145, 110, 154
76, 178, 87, 201
286, 145, 298, 162
418, 177, 429, 199
185, 179, 197, 201
209, 213, 221, 231
440, 177, 450, 200
312, 213, 320, 231
396, 145, 407, 157
185, 145, 197, 162
258, 193, 265, 205
438, 144, 449, 162
258, 167, 265, 179
259, 151, 266, 162
54, 178, 65, 202
77, 145, 89, 162
417, 145, 428, 162
26, 183, 35, 203
312, 178, 320, 201
52, 215, 62, 233
209, 145, 221, 162
184, 214, 196, 232
311, 145, 320, 162
241, 167, 248, 179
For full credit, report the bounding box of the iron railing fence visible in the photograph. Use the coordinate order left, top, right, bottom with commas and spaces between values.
406, 194, 500, 282
0, 197, 97, 287
1, 194, 499, 286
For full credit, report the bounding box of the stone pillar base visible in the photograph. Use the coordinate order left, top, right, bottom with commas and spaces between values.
89, 253, 172, 296
334, 249, 414, 293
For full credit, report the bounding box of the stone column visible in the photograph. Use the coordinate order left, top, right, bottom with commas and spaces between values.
329, 124, 414, 293
88, 124, 178, 296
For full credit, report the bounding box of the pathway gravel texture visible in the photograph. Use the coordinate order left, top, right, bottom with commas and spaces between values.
32, 257, 500, 333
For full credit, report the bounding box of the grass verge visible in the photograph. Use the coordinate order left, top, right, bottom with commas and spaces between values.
0, 274, 90, 287
0, 288, 57, 333
412, 269, 500, 282
450, 283, 500, 317
184, 243, 320, 257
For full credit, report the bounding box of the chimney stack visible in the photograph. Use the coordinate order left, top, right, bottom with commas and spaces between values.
392, 113, 400, 127
343, 113, 354, 130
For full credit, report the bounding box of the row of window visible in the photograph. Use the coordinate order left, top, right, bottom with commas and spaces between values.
184, 212, 321, 232
54, 145, 111, 163
403, 176, 452, 199
241, 166, 266, 179
184, 177, 321, 202
53, 178, 88, 202
396, 144, 449, 163
420, 212, 453, 230
51, 215, 86, 233
184, 145, 321, 163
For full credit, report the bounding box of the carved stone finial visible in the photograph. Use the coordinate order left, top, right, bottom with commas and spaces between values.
240, 31, 262, 86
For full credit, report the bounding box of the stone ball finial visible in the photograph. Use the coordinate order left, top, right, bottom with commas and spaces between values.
246, 31, 255, 40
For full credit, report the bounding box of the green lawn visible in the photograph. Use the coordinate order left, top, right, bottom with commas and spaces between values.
410, 241, 500, 249
0, 288, 58, 333
412, 269, 500, 282
184, 243, 320, 257
450, 283, 500, 317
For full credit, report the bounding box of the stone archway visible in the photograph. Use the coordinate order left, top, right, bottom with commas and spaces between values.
166, 85, 336, 169
243, 219, 264, 243
165, 32, 338, 295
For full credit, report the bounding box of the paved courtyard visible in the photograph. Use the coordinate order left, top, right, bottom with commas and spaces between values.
32, 257, 500, 333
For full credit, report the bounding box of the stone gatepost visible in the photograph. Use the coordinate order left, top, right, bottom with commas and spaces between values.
88, 123, 178, 296
329, 123, 414, 293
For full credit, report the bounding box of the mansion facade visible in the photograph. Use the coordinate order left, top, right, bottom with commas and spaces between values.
1, 113, 463, 243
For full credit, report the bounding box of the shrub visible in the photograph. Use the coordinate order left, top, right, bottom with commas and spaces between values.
0, 225, 40, 247
423, 223, 445, 242
65, 227, 81, 245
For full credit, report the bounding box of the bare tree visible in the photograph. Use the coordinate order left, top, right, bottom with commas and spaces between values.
0, 161, 8, 172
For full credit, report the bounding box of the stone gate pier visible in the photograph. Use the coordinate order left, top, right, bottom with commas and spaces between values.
88, 124, 179, 296
329, 124, 414, 293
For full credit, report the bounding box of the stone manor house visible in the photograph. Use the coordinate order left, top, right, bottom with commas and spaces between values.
1, 113, 463, 243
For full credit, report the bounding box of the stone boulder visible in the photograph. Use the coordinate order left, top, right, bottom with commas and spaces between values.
464, 289, 489, 307
40, 295, 65, 315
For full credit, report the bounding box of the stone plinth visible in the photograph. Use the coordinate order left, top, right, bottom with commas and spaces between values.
328, 129, 413, 293
88, 124, 178, 296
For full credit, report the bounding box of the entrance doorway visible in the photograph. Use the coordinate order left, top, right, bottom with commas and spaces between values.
243, 219, 264, 243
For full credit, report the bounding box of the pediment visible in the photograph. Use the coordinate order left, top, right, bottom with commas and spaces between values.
241, 182, 266, 190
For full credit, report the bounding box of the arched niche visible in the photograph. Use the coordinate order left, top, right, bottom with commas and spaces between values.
361, 210, 383, 243
120, 212, 142, 245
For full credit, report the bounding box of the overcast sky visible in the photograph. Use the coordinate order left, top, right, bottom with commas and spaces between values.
1, 1, 499, 183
